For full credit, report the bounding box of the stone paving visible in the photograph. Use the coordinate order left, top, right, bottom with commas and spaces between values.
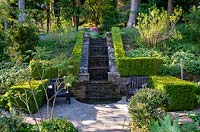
25, 96, 130, 132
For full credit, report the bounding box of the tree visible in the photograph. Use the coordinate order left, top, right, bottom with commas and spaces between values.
127, 0, 140, 28
18, 0, 25, 22
60, 0, 84, 32
83, 0, 118, 28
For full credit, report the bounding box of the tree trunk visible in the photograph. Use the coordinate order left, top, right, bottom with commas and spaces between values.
4, 0, 10, 29
47, 2, 51, 32
18, 0, 25, 22
168, 0, 173, 15
72, 16, 78, 32
127, 0, 138, 28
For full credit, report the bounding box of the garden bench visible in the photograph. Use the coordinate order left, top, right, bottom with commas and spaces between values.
47, 78, 71, 104
126, 76, 148, 101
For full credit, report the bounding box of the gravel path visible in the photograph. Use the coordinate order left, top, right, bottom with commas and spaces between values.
24, 96, 130, 132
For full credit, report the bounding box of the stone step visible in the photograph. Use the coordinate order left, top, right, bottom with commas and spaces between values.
85, 81, 118, 101
90, 38, 106, 45
89, 45, 107, 48
89, 57, 108, 68
89, 48, 108, 56
89, 70, 108, 81
88, 67, 109, 70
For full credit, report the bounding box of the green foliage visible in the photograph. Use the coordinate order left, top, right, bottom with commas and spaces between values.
180, 122, 199, 132
118, 57, 162, 76
30, 59, 58, 79
121, 28, 139, 48
149, 76, 197, 111
30, 31, 82, 79
9, 80, 47, 114
129, 88, 168, 129
38, 119, 78, 132
126, 48, 162, 58
35, 29, 76, 60
0, 92, 9, 110
0, 113, 34, 132
83, 0, 118, 29
7, 23, 39, 62
149, 115, 180, 132
0, 62, 30, 88
112, 27, 162, 76
136, 6, 182, 48
182, 6, 200, 43
0, 114, 77, 132
161, 50, 200, 76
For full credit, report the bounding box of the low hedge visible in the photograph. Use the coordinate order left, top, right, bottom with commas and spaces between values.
149, 76, 197, 111
111, 27, 125, 59
118, 57, 162, 76
69, 31, 84, 76
112, 27, 162, 76
9, 80, 47, 114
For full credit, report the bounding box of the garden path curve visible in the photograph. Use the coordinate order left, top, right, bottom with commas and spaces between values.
25, 96, 130, 132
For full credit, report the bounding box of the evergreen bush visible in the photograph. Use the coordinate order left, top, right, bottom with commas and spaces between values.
149, 76, 197, 111
129, 88, 168, 129
9, 80, 47, 114
38, 119, 78, 132
118, 57, 162, 76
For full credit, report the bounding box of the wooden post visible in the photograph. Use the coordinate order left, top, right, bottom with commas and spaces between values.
180, 58, 183, 80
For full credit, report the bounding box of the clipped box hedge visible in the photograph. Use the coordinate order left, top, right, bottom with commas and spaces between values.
118, 57, 162, 76
111, 27, 125, 59
9, 80, 47, 114
69, 31, 84, 76
111, 27, 162, 76
149, 76, 197, 111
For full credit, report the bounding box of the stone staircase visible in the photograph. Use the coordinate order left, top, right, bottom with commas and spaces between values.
88, 38, 108, 81
77, 37, 120, 103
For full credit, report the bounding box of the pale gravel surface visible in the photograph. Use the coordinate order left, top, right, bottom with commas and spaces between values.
24, 96, 131, 132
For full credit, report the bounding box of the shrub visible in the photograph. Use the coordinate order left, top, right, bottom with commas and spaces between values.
0, 92, 9, 110
0, 63, 29, 87
9, 80, 47, 114
149, 76, 197, 111
30, 57, 74, 80
121, 27, 139, 48
118, 57, 162, 76
0, 114, 34, 132
180, 122, 199, 132
136, 6, 182, 48
129, 88, 168, 129
149, 115, 180, 132
7, 23, 39, 62
30, 60, 49, 80
36, 30, 76, 60
38, 119, 78, 132
182, 6, 200, 43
